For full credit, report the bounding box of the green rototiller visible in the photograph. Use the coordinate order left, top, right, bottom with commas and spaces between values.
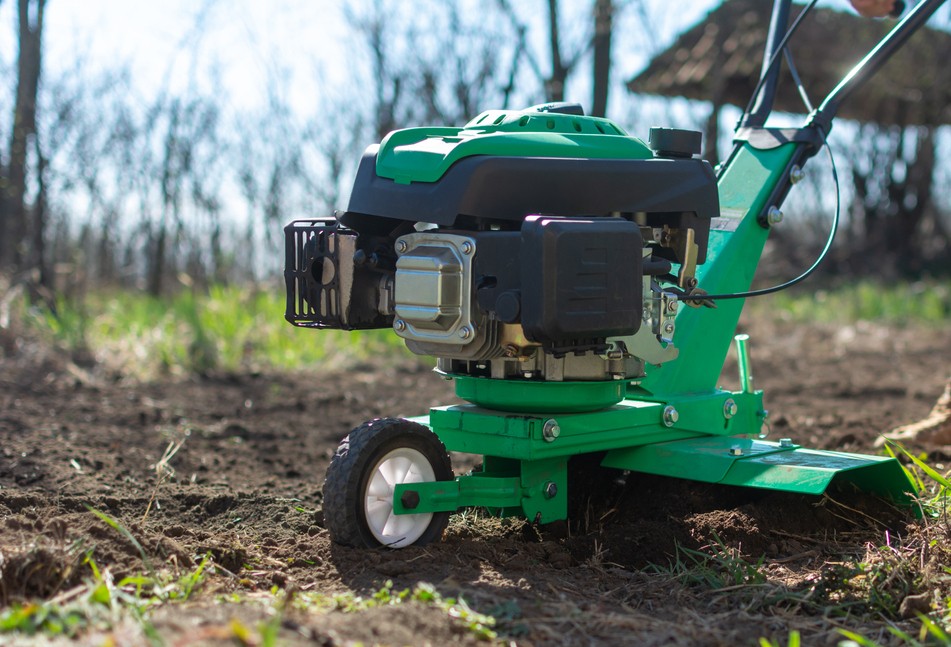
285, 0, 941, 548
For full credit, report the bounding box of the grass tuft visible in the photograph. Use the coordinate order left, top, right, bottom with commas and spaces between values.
749, 280, 951, 325
28, 285, 417, 378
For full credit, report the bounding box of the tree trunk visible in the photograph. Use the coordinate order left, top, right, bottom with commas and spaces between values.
31, 126, 50, 290
591, 0, 612, 117
545, 0, 567, 102
1, 0, 46, 272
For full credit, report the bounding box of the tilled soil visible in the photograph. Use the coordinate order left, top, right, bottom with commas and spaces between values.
0, 318, 949, 645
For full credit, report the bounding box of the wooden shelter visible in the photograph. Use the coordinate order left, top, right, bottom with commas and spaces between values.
628, 0, 950, 278
627, 0, 951, 131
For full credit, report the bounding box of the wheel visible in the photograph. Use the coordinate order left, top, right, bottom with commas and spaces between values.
323, 417, 453, 548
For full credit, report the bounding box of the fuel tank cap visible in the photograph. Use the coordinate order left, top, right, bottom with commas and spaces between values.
648, 127, 702, 158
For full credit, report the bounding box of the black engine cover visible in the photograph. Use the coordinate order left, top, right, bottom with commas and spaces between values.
343, 150, 717, 264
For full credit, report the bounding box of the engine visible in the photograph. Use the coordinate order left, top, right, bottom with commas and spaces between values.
284, 106, 719, 383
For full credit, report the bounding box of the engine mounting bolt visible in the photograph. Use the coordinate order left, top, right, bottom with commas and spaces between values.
779, 437, 794, 448
766, 206, 784, 226
789, 165, 805, 184
395, 239, 408, 254
458, 326, 472, 339
663, 322, 675, 335
723, 398, 738, 419
667, 300, 678, 313
662, 405, 679, 427
542, 419, 560, 442
394, 319, 407, 332
544, 481, 558, 499
729, 446, 744, 457
461, 241, 474, 255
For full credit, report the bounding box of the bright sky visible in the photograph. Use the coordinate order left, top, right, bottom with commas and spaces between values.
1, 0, 720, 119
33, 1, 353, 112
2, 0, 946, 123
7, 0, 930, 118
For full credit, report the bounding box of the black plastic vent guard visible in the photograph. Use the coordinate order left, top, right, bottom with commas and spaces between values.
283, 217, 340, 328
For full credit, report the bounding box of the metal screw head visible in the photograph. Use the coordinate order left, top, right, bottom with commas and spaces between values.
395, 239, 409, 254
544, 482, 558, 499
666, 300, 678, 313
663, 322, 675, 335
461, 241, 474, 255
789, 165, 805, 185
723, 398, 738, 419
542, 419, 560, 442
394, 319, 407, 332
458, 326, 473, 339
779, 437, 794, 448
766, 206, 784, 226
729, 446, 744, 457
662, 406, 679, 427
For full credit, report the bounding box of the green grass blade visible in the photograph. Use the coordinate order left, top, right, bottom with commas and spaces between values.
837, 629, 883, 647
87, 507, 155, 577
884, 440, 951, 489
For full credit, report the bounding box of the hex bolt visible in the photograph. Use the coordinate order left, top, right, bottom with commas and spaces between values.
400, 489, 420, 510
779, 437, 794, 448
729, 446, 744, 457
723, 398, 738, 419
394, 319, 407, 332
662, 405, 679, 427
542, 419, 560, 442
667, 300, 678, 313
789, 165, 805, 185
395, 239, 409, 254
663, 322, 675, 335
458, 326, 473, 340
461, 241, 474, 255
544, 482, 558, 499
766, 206, 784, 226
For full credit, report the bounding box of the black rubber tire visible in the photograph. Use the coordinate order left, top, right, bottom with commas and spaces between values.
322, 417, 453, 548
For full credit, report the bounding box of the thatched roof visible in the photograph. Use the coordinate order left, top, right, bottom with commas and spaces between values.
627, 0, 951, 126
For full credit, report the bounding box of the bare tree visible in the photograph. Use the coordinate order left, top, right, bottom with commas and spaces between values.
1, 0, 47, 283
846, 124, 945, 276
591, 0, 613, 117
500, 0, 620, 115
346, 0, 530, 139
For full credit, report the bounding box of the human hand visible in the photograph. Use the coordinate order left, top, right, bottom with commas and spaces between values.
849, 0, 898, 17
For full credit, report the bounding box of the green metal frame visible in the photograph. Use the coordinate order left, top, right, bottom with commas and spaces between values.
390, 140, 917, 522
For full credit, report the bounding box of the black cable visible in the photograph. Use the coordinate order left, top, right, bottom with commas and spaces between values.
678, 126, 840, 302
739, 0, 819, 127
784, 47, 814, 113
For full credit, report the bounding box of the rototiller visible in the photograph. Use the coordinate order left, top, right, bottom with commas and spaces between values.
285, 0, 942, 548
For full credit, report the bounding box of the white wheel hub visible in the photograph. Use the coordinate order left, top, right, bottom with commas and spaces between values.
364, 447, 435, 548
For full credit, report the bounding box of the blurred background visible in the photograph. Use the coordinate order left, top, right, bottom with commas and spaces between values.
0, 0, 948, 376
